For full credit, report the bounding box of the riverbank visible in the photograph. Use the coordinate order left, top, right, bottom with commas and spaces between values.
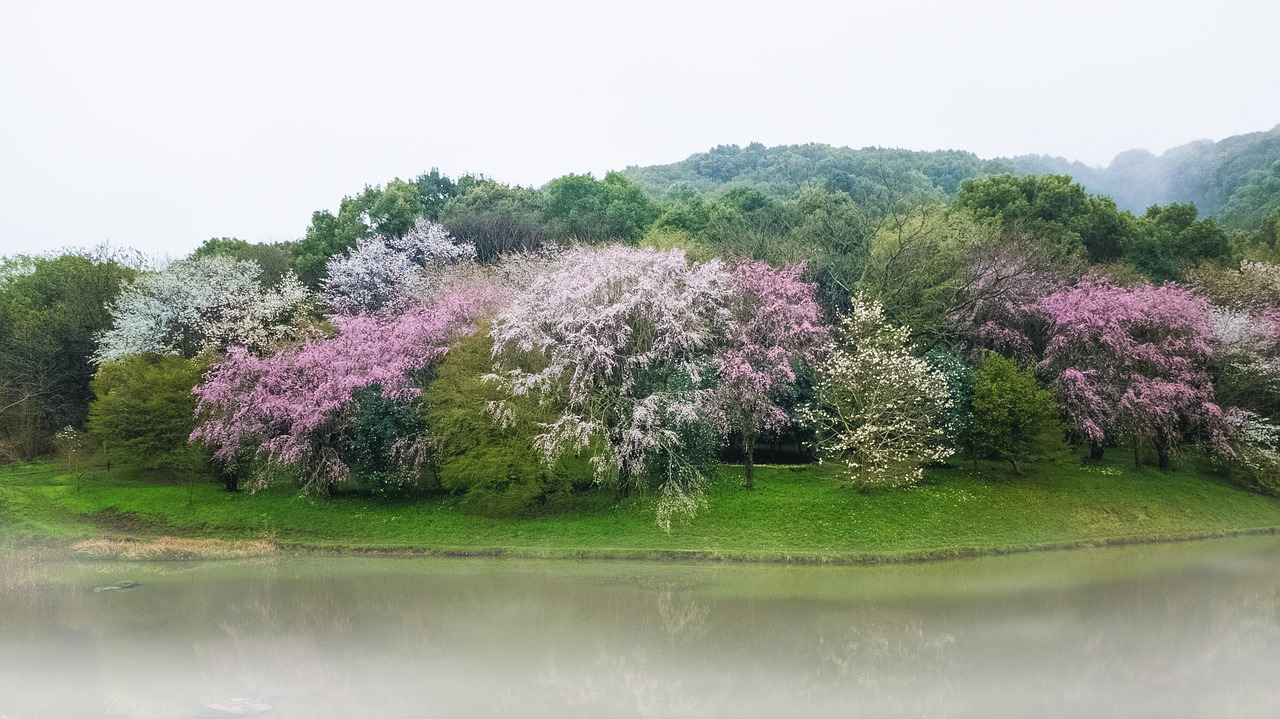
3, 455, 1280, 563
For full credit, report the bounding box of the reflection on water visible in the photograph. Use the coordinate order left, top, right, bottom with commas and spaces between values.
2, 538, 1280, 718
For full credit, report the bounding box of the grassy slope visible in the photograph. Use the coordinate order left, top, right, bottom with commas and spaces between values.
2, 454, 1279, 562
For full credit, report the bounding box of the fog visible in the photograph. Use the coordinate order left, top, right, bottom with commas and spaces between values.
2, 0, 1279, 256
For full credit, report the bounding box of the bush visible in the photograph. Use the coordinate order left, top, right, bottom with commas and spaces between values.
88, 354, 206, 473
424, 328, 592, 516
969, 352, 1061, 472
339, 386, 432, 498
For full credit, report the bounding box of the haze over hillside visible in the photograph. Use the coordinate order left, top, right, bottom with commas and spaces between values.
622, 124, 1280, 230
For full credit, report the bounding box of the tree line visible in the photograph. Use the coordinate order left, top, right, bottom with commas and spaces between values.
2, 163, 1279, 525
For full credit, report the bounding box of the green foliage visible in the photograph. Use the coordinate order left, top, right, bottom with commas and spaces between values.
969, 353, 1060, 471
1223, 452, 1280, 496
293, 171, 465, 285
1003, 126, 1280, 230
440, 180, 553, 262
542, 172, 658, 244
367, 178, 426, 239
0, 253, 136, 458
1123, 202, 1231, 280
956, 174, 1130, 262
925, 350, 975, 454
339, 386, 430, 498
653, 188, 712, 235
623, 143, 1006, 204
414, 168, 457, 221
858, 205, 994, 342
191, 237, 296, 286
293, 196, 373, 287
424, 328, 592, 516
88, 354, 206, 472
638, 226, 716, 263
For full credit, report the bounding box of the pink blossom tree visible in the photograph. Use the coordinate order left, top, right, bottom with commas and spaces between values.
712, 260, 827, 489
192, 288, 489, 493
1037, 275, 1219, 468
948, 232, 1081, 360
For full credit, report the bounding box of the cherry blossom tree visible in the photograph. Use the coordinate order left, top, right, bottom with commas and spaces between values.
807, 294, 953, 488
1037, 275, 1219, 468
711, 260, 827, 489
192, 288, 489, 494
95, 255, 311, 363
488, 246, 733, 528
947, 232, 1082, 360
323, 218, 475, 316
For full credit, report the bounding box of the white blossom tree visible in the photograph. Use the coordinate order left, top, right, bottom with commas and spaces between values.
488, 246, 733, 528
94, 256, 312, 363
807, 293, 953, 487
323, 218, 475, 315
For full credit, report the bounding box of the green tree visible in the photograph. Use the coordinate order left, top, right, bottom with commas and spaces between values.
653, 188, 712, 236
542, 172, 658, 243
367, 178, 425, 239
414, 168, 457, 221
858, 204, 995, 343
292, 179, 429, 287
440, 180, 552, 261
424, 328, 591, 515
191, 237, 296, 286
969, 353, 1058, 473
956, 174, 1131, 263
293, 193, 375, 287
1124, 202, 1231, 280
88, 354, 207, 478
785, 185, 873, 313
338, 386, 430, 497
0, 253, 135, 458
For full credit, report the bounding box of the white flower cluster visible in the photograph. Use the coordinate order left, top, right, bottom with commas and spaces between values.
807, 293, 953, 487
489, 246, 732, 522
94, 256, 311, 363
323, 218, 475, 315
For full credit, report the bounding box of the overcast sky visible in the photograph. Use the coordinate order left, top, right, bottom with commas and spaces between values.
3, 0, 1278, 258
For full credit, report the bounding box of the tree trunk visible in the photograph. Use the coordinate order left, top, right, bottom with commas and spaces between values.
1157, 447, 1170, 471
1089, 441, 1104, 461
1132, 438, 1142, 470
1009, 456, 1021, 475
744, 434, 756, 490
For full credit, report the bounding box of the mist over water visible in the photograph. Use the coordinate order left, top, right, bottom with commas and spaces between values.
3, 538, 1280, 718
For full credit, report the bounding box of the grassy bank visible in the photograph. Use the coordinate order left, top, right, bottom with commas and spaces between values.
2, 454, 1280, 562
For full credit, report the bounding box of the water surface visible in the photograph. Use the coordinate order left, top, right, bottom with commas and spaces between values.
2, 537, 1279, 718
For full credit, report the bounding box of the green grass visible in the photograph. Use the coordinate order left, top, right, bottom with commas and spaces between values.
3, 453, 1279, 562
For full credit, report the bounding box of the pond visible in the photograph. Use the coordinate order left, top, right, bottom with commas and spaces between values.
2, 537, 1279, 718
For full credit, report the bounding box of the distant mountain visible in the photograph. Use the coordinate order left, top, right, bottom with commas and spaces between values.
1001, 125, 1280, 227
622, 125, 1280, 229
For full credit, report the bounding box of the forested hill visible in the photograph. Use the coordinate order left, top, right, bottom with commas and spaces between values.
622, 144, 1014, 208
1002, 125, 1280, 227
622, 124, 1280, 229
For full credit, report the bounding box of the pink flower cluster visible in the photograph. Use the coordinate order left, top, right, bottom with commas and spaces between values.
1038, 275, 1218, 454
192, 288, 489, 489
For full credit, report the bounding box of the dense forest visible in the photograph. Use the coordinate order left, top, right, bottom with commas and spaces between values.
3, 126, 1280, 527
624, 124, 1280, 231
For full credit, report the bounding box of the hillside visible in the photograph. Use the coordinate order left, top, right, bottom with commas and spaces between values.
621, 125, 1280, 229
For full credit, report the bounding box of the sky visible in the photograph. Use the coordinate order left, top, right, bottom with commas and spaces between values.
3, 0, 1279, 258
